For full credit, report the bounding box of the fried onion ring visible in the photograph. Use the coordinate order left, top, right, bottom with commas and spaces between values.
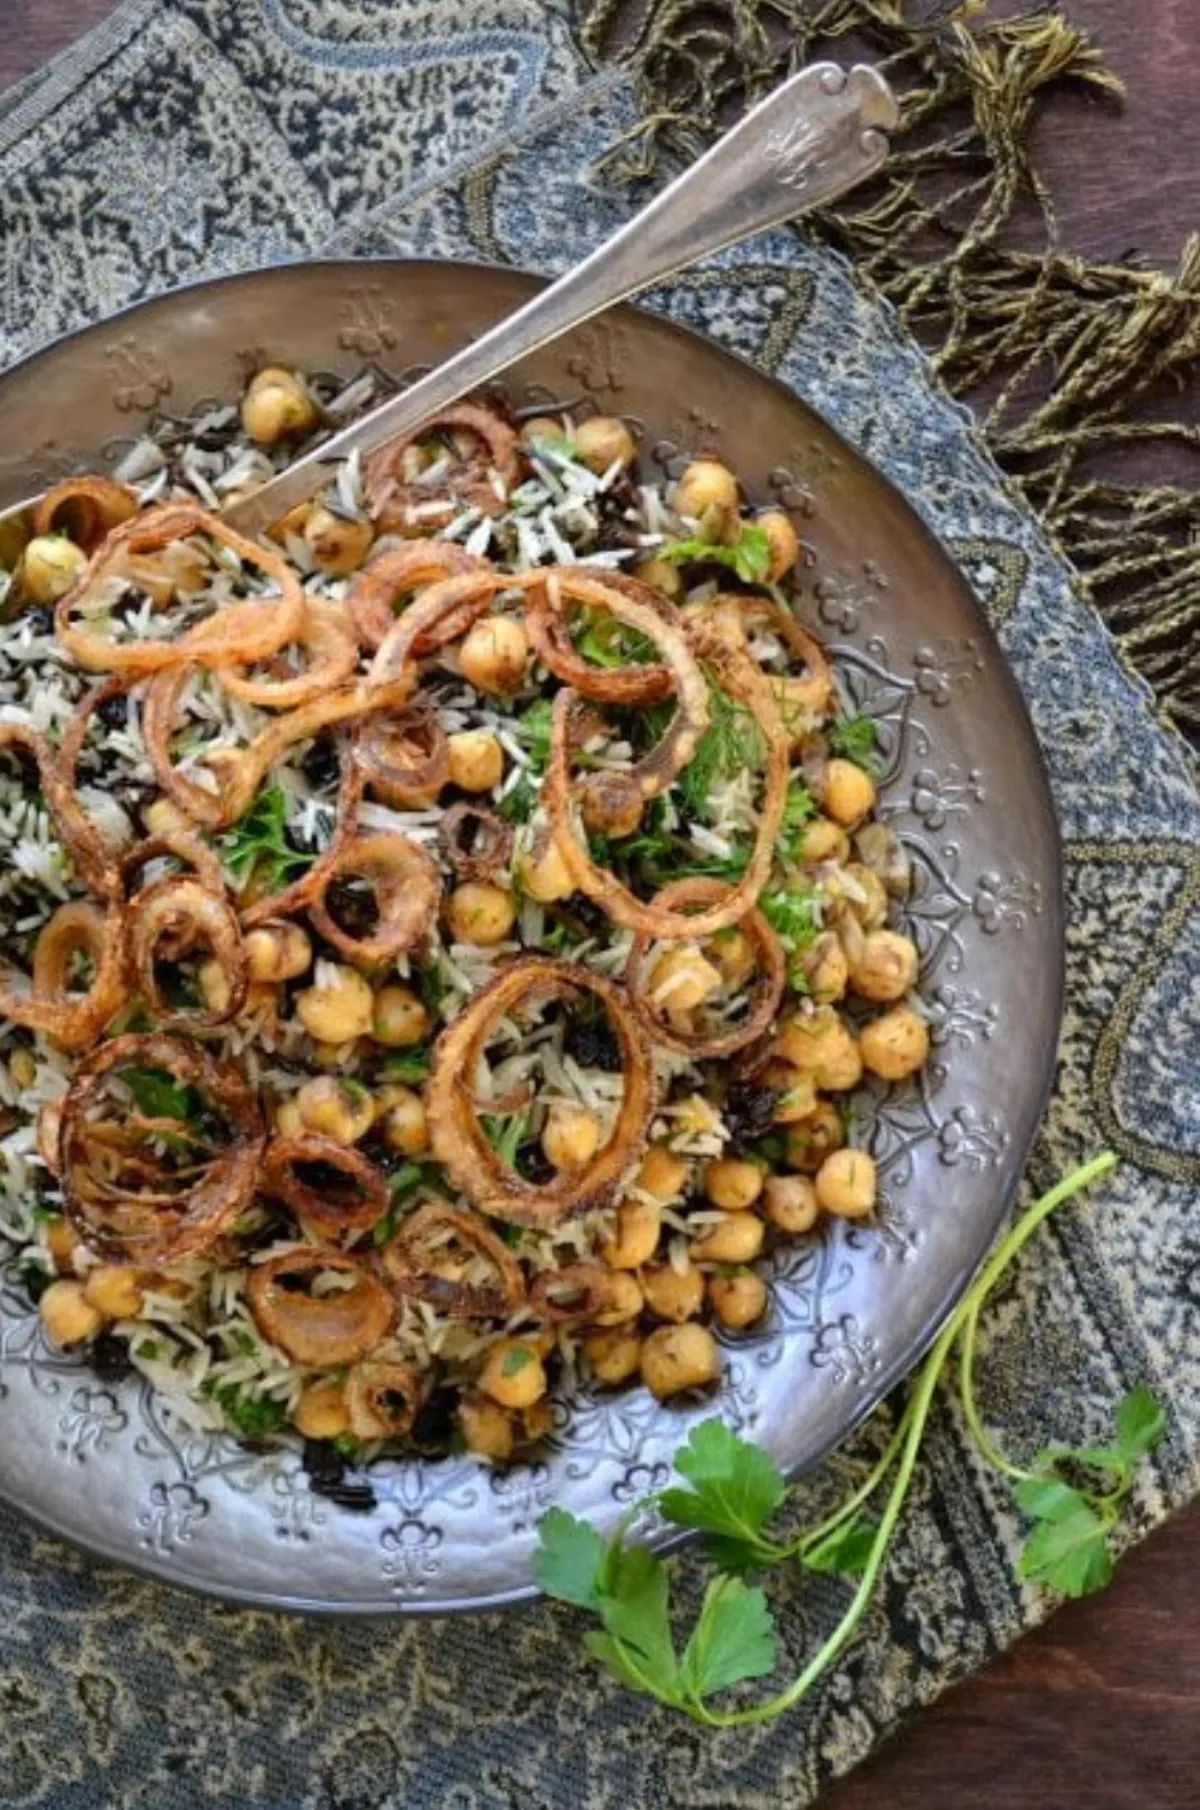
246, 1249, 394, 1367
23, 696, 123, 896
307, 831, 441, 965
531, 1262, 636, 1324
364, 403, 519, 536
261, 1133, 389, 1243
379, 1200, 525, 1318
59, 1033, 264, 1264
544, 632, 789, 940
121, 828, 227, 899
523, 567, 676, 705
357, 699, 448, 808
625, 878, 786, 1058
129, 876, 248, 1028
366, 569, 507, 694
55, 502, 306, 676
214, 600, 358, 709
240, 734, 364, 928
425, 957, 654, 1228
346, 541, 491, 651
344, 1359, 422, 1440
437, 802, 513, 882
20, 899, 128, 1051
32, 475, 138, 551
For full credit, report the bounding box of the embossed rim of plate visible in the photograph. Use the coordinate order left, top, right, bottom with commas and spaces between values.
0, 259, 1064, 1615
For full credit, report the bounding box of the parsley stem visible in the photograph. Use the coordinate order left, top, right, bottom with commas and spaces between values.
790, 1402, 915, 1561
957, 1298, 1037, 1484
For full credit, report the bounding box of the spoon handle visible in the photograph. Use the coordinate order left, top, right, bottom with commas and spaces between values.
223, 62, 897, 540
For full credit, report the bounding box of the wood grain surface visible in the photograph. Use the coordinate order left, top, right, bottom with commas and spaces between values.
2, 5, 1198, 1808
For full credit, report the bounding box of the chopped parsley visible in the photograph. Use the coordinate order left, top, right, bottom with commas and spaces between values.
677, 673, 766, 822
220, 784, 314, 891
209, 1384, 287, 1440
382, 1048, 430, 1084
372, 1161, 429, 1245
662, 521, 772, 585
827, 713, 879, 773
516, 698, 554, 772
499, 773, 539, 823
482, 1110, 531, 1168
123, 1067, 206, 1124
501, 1347, 536, 1378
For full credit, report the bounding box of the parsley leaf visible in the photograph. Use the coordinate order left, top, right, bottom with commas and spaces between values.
516, 698, 554, 773
658, 1420, 787, 1570
123, 1067, 205, 1123
1017, 1500, 1114, 1597
776, 782, 816, 861
220, 785, 314, 891
1115, 1384, 1166, 1462
372, 1161, 429, 1245
662, 522, 772, 585
678, 1575, 776, 1700
677, 673, 766, 822
498, 773, 538, 823
482, 1109, 530, 1168
595, 1537, 678, 1684
210, 1384, 287, 1440
501, 1347, 535, 1378
801, 1515, 879, 1577
573, 611, 658, 669
381, 1048, 430, 1084
534, 1507, 606, 1609
827, 714, 878, 773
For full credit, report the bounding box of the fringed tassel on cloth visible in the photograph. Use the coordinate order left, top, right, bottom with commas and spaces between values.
576, 0, 1200, 751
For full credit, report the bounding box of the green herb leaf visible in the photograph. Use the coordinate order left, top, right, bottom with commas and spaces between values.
802, 1516, 879, 1577
134, 1338, 160, 1360
595, 1538, 679, 1685
516, 699, 554, 773
658, 1419, 786, 1569
482, 1110, 530, 1168
534, 1507, 607, 1609
1115, 1385, 1166, 1462
1017, 1501, 1114, 1597
679, 1575, 777, 1700
220, 784, 314, 892
677, 671, 766, 822
827, 714, 878, 773
382, 1048, 430, 1083
574, 610, 658, 669
499, 773, 538, 823
411, 958, 446, 1020
663, 522, 771, 585
776, 782, 816, 861
211, 1384, 287, 1441
1014, 1476, 1092, 1524
123, 1067, 204, 1122
501, 1346, 535, 1378
372, 1161, 428, 1244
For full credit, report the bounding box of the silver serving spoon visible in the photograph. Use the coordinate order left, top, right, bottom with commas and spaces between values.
217, 62, 897, 541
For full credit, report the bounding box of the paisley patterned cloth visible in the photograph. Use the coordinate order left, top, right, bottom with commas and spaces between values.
0, 4, 1197, 1806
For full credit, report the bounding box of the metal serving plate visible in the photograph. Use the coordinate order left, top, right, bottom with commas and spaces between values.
0, 260, 1063, 1613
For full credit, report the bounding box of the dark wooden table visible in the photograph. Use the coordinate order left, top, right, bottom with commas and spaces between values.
3, 5, 1198, 1806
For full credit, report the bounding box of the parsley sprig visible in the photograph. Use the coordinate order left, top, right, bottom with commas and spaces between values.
535, 1153, 1165, 1725
220, 784, 314, 891
827, 713, 878, 774
662, 522, 772, 585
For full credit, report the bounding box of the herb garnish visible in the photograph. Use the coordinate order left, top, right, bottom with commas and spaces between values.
827, 713, 878, 773
372, 1161, 429, 1245
535, 1154, 1164, 1724
220, 784, 314, 891
482, 1109, 531, 1168
381, 1048, 430, 1084
124, 1067, 206, 1124
210, 1384, 288, 1440
662, 522, 772, 585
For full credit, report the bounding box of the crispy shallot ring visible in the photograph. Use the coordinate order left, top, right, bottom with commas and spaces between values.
437, 802, 513, 882
307, 830, 441, 965
55, 501, 306, 676
121, 828, 227, 898
19, 696, 121, 896
214, 599, 358, 709
344, 1359, 423, 1440
735, 592, 833, 725
346, 541, 491, 651
523, 567, 676, 705
239, 734, 364, 928
378, 1199, 525, 1318
32, 475, 138, 551
625, 878, 786, 1057
261, 1133, 390, 1243
531, 1262, 634, 1324
357, 699, 448, 808
129, 875, 248, 1028
246, 1249, 395, 1367
21, 899, 128, 1051
364, 403, 519, 535
366, 569, 507, 692
425, 957, 654, 1229
142, 662, 242, 828
544, 631, 789, 940
59, 1033, 265, 1264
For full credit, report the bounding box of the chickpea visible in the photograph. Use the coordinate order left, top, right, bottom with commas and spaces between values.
274, 1098, 305, 1139
704, 1158, 764, 1212
581, 781, 643, 840
708, 1268, 768, 1329
303, 505, 373, 574
572, 415, 636, 473
784, 1101, 844, 1173
446, 881, 516, 947
479, 1338, 548, 1410
593, 1272, 644, 1326
852, 930, 920, 1004
82, 1264, 145, 1321
710, 926, 757, 989
763, 1173, 820, 1234
631, 555, 683, 600
267, 499, 312, 545
295, 1074, 375, 1145
823, 758, 876, 829
648, 945, 722, 1015
296, 963, 374, 1043
691, 1212, 765, 1264
198, 957, 234, 1016
459, 1392, 514, 1463
45, 1216, 80, 1272
836, 909, 866, 973
459, 615, 529, 696
816, 1148, 876, 1219
310, 1038, 360, 1069
7, 1047, 35, 1091
801, 932, 850, 1005
20, 535, 88, 604
860, 1005, 930, 1081
38, 1278, 102, 1348
241, 366, 317, 444
763, 1062, 819, 1124
516, 834, 574, 904
292, 1377, 350, 1440
583, 1326, 642, 1386
843, 863, 888, 930
635, 1144, 690, 1205
755, 509, 800, 580
542, 1102, 601, 1173
521, 415, 565, 448
671, 459, 739, 536
640, 1259, 704, 1323
376, 1085, 429, 1157
446, 729, 504, 794
798, 816, 851, 863
777, 1008, 862, 1091
371, 983, 429, 1048
142, 796, 190, 837
641, 1323, 720, 1399
245, 921, 312, 983
602, 1197, 662, 1270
